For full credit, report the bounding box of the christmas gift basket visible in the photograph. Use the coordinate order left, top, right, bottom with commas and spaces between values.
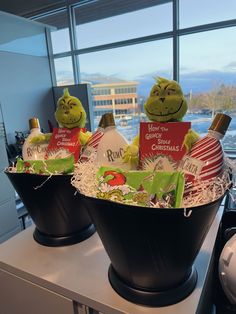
5, 89, 96, 247
71, 78, 233, 306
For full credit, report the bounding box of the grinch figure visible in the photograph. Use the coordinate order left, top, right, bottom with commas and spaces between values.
30, 88, 91, 159
123, 77, 199, 168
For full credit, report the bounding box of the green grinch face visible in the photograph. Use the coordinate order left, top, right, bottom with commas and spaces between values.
144, 77, 187, 122
55, 88, 87, 129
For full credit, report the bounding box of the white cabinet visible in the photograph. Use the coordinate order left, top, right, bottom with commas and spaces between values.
0, 213, 225, 314
0, 269, 75, 314
0, 198, 20, 242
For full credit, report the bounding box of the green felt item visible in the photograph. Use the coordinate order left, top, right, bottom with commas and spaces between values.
16, 155, 74, 175
96, 166, 185, 208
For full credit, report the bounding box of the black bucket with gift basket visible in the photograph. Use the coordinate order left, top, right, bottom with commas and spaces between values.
5, 171, 96, 247
72, 147, 229, 307
79, 193, 224, 306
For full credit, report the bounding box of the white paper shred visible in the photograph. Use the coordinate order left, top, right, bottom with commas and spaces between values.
33, 174, 53, 190
5, 166, 17, 173
71, 160, 100, 198
72, 160, 233, 209
7, 156, 235, 209
182, 170, 231, 208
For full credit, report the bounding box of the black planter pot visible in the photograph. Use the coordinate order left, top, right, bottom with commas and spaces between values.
80, 193, 224, 307
5, 172, 95, 247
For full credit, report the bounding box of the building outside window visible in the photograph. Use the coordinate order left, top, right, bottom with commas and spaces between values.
34, 0, 236, 150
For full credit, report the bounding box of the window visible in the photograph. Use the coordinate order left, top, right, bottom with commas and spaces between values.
92, 88, 111, 95
74, 2, 172, 49
33, 0, 236, 152
54, 57, 74, 86
114, 99, 133, 105
34, 10, 71, 54
93, 100, 113, 106
115, 88, 136, 94
79, 39, 173, 141
180, 27, 236, 150
179, 0, 236, 29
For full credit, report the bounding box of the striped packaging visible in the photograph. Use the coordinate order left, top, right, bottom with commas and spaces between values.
183, 113, 231, 197
80, 129, 104, 162
183, 135, 224, 195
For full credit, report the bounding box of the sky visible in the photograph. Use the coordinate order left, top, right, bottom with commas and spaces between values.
50, 0, 236, 92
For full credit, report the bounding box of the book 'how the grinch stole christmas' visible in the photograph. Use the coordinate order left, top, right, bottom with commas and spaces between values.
139, 121, 191, 171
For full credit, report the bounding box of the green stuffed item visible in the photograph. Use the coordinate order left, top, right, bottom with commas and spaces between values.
144, 77, 188, 122
16, 155, 74, 175
96, 166, 185, 208
123, 77, 199, 168
30, 88, 91, 146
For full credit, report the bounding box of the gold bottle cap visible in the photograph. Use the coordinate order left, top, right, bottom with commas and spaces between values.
98, 115, 105, 129
209, 113, 231, 136
29, 117, 40, 130
103, 113, 115, 128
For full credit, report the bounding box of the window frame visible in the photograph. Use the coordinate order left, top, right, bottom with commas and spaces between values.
34, 0, 236, 85
32, 0, 236, 154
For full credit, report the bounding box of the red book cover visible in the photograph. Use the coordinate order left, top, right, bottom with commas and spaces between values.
45, 127, 84, 162
139, 121, 191, 171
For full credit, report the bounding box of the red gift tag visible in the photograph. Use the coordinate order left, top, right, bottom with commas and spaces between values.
45, 127, 85, 162
139, 121, 191, 171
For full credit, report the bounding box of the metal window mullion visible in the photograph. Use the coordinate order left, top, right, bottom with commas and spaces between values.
67, 4, 80, 84
52, 15, 236, 59
173, 0, 179, 82
69, 31, 174, 56
49, 3, 236, 87
45, 27, 57, 88
177, 18, 236, 36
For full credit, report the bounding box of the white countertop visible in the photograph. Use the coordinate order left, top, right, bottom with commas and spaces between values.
0, 204, 224, 314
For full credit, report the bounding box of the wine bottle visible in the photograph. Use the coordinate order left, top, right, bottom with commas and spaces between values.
95, 113, 131, 170
80, 114, 105, 162
183, 113, 231, 195
22, 117, 48, 160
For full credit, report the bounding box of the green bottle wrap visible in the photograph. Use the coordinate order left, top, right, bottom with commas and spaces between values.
96, 166, 185, 208
16, 155, 74, 175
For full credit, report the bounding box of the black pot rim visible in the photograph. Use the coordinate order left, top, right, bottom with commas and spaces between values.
79, 192, 226, 214
5, 171, 72, 178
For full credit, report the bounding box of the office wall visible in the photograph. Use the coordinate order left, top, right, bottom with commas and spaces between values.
0, 11, 56, 242
0, 10, 56, 144
0, 51, 56, 143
